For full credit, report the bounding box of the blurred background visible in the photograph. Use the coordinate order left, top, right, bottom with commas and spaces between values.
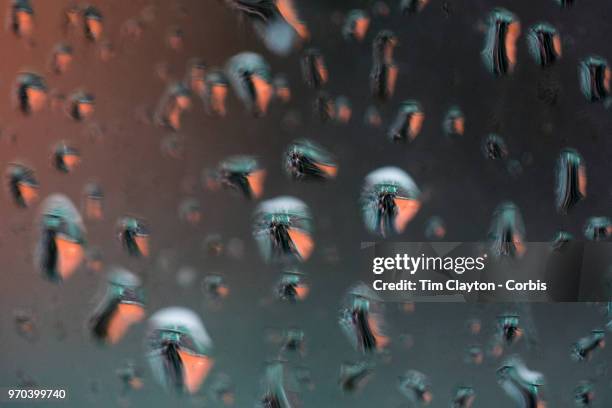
0, 0, 611, 406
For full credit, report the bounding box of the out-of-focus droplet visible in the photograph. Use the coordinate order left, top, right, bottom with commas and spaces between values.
335, 96, 352, 124
6, 162, 39, 208
555, 148, 587, 214
339, 360, 374, 393
482, 8, 521, 76
16, 370, 37, 388
8, 0, 34, 38
443, 106, 465, 137
371, 30, 398, 101
226, 52, 273, 117
607, 302, 612, 332
339, 282, 389, 353
253, 196, 314, 263
203, 234, 224, 257
155, 83, 191, 131
7, 0, 35, 39
465, 345, 484, 365
343, 10, 370, 42
497, 356, 545, 407
301, 48, 328, 89
280, 328, 305, 356
537, 79, 559, 107
398, 370, 433, 405
482, 133, 508, 160
388, 100, 425, 143
364, 105, 382, 127
284, 139, 338, 181
361, 166, 421, 237
82, 182, 104, 221
154, 61, 171, 82
49, 43, 73, 75
160, 134, 185, 159
572, 329, 605, 361
166, 26, 184, 51
13, 72, 47, 115
275, 268, 309, 302
574, 381, 594, 407
226, 237, 245, 260
86, 246, 104, 272
466, 318, 482, 334
273, 74, 291, 103
225, 0, 309, 56
90, 267, 145, 345
295, 365, 314, 391
425, 216, 446, 240
399, 301, 415, 314
146, 307, 214, 394
14, 309, 38, 341
185, 58, 206, 95
281, 110, 302, 130
400, 0, 429, 15
84, 6, 104, 42
97, 40, 115, 62
117, 217, 150, 257
202, 273, 230, 301
506, 159, 523, 178
67, 91, 95, 121
527, 23, 561, 67
583, 216, 611, 241
313, 91, 336, 123
497, 313, 523, 346
550, 231, 574, 251
451, 385, 476, 408
35, 194, 86, 282
85, 122, 106, 143
63, 5, 80, 33
176, 266, 198, 288
203, 69, 229, 117
116, 361, 144, 394
49, 90, 66, 112
579, 56, 611, 103
258, 360, 301, 407
372, 29, 397, 65
488, 202, 526, 259
372, 1, 391, 17
209, 374, 235, 406
212, 155, 266, 199
121, 18, 144, 42
53, 141, 81, 173
178, 198, 202, 224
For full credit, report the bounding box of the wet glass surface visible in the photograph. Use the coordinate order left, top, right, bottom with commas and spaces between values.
0, 0, 611, 406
